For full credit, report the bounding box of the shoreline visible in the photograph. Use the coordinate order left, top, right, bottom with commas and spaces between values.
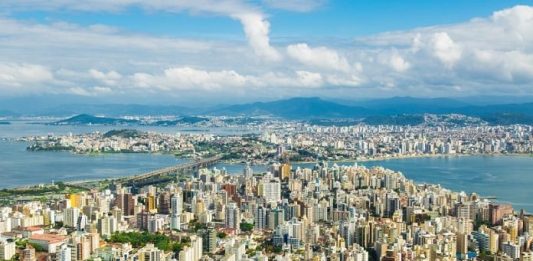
2, 152, 531, 191
2, 152, 533, 212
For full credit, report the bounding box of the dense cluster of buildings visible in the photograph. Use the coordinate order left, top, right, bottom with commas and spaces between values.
0, 161, 531, 260
23, 122, 533, 164
25, 131, 213, 154
261, 124, 533, 160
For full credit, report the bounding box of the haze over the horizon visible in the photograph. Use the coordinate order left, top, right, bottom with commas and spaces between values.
1, 0, 533, 106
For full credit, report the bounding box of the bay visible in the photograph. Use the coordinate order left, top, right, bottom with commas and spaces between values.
0, 140, 186, 188
0, 122, 531, 212
214, 155, 533, 212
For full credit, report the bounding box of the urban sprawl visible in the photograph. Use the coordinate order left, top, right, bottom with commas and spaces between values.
1, 120, 533, 261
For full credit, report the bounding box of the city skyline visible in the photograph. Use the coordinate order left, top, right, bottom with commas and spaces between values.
1, 1, 533, 105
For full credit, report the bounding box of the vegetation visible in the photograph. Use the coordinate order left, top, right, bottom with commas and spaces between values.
29, 243, 47, 252
481, 113, 533, 125
103, 129, 145, 138
109, 231, 188, 252
474, 219, 491, 231
239, 222, 254, 232
0, 182, 87, 199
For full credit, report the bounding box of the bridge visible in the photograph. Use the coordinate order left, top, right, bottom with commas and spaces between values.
120, 155, 223, 187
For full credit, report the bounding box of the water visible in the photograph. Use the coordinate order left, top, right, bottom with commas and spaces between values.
0, 122, 532, 211
214, 156, 533, 212
0, 140, 186, 188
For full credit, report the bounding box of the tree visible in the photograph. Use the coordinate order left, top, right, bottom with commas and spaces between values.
240, 222, 254, 232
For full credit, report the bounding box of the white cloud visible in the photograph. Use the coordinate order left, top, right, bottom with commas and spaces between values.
388, 52, 410, 72
0, 0, 281, 62
89, 69, 122, 86
66, 86, 112, 96
236, 13, 281, 61
294, 71, 323, 87
1, 4, 533, 99
287, 43, 351, 72
0, 64, 54, 87
132, 67, 247, 91
430, 32, 462, 68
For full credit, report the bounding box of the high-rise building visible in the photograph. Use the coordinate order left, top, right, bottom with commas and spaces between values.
0, 239, 16, 260
225, 203, 240, 232
255, 206, 267, 231
502, 241, 520, 259
56, 244, 72, 261
97, 215, 117, 238
170, 192, 183, 230
258, 174, 281, 204
63, 207, 80, 228
137, 211, 150, 231
136, 243, 171, 261
489, 204, 513, 225
158, 192, 170, 214
116, 193, 135, 216
22, 244, 36, 261
69, 194, 84, 209
146, 193, 156, 213
267, 207, 285, 230
456, 233, 468, 260
178, 235, 202, 261
199, 227, 217, 254
243, 163, 253, 179
222, 184, 237, 199
279, 163, 291, 180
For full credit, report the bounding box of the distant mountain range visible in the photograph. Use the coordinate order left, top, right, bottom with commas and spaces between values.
3, 96, 533, 125
205, 97, 533, 124
210, 97, 369, 119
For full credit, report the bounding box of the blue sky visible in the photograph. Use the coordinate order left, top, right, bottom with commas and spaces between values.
0, 0, 532, 105
10, 1, 530, 38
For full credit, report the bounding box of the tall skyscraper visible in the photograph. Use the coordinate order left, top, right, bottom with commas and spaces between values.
259, 174, 281, 204
255, 206, 267, 231
158, 192, 171, 214
116, 193, 135, 216
63, 207, 80, 228
243, 163, 253, 179
199, 227, 217, 254
225, 203, 240, 233
170, 192, 183, 230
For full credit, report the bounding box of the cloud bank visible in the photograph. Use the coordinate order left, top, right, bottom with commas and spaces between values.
0, 2, 532, 101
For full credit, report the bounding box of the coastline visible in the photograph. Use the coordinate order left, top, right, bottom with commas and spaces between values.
2, 139, 532, 191
2, 150, 533, 212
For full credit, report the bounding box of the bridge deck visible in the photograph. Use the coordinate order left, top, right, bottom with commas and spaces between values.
122, 155, 222, 183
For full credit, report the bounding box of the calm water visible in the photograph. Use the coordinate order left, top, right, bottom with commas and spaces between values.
0, 140, 186, 187
0, 122, 532, 212
214, 156, 533, 212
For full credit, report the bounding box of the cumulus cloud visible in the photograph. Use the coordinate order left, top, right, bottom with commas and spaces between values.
0, 64, 54, 88
67, 86, 112, 96
1, 4, 533, 99
0, 0, 281, 62
430, 32, 462, 68
236, 13, 281, 61
130, 67, 358, 91
132, 67, 248, 91
388, 51, 410, 72
287, 43, 351, 72
89, 69, 122, 86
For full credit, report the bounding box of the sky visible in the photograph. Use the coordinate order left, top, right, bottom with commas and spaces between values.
0, 0, 533, 105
